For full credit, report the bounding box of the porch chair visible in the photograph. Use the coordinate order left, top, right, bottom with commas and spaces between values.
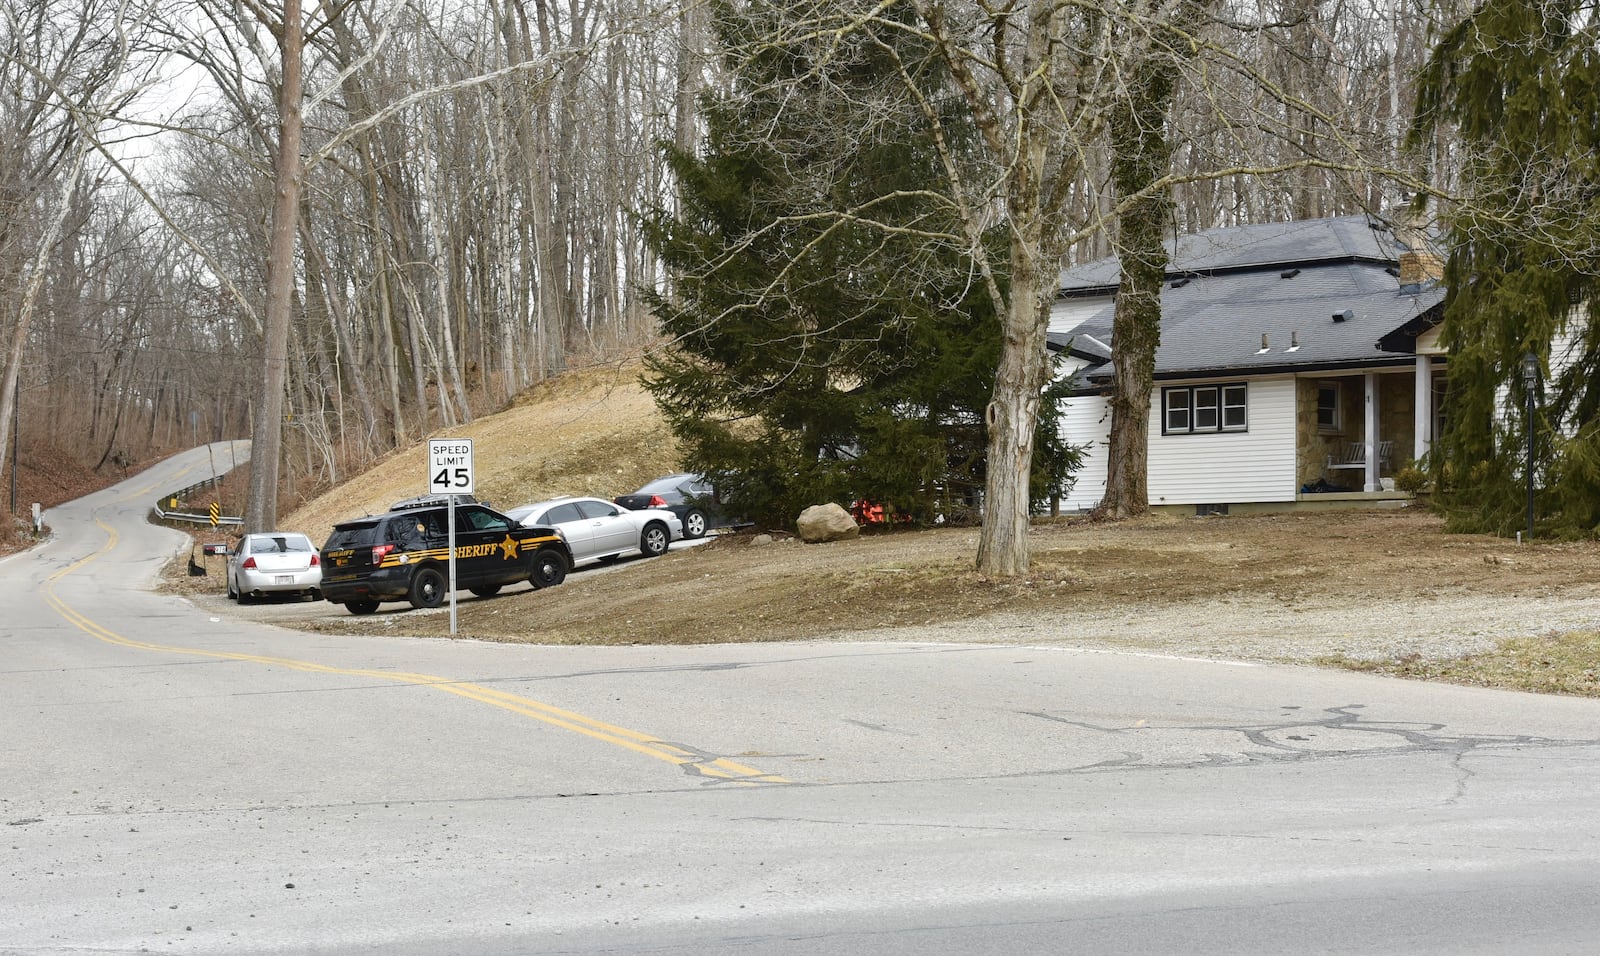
1324, 440, 1395, 481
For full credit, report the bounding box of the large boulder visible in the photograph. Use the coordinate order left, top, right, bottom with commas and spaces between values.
796, 503, 859, 543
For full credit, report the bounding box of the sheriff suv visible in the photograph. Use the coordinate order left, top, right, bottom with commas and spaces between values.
318, 499, 572, 615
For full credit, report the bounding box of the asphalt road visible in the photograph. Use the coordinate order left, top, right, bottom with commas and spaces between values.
5, 445, 1600, 954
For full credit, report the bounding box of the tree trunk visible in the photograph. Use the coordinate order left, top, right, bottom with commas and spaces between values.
1094, 25, 1184, 522
245, 0, 303, 534
976, 245, 1052, 575
1095, 152, 1172, 516
0, 319, 26, 508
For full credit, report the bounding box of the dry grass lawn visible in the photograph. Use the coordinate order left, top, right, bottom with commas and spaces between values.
152, 361, 1600, 699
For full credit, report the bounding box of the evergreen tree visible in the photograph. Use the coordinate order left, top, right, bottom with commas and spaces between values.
1411, 0, 1600, 535
639, 0, 1078, 529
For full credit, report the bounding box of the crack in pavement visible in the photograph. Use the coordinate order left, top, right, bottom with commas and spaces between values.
1022, 703, 1600, 772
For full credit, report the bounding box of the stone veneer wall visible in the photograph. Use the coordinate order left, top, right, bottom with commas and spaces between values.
1294, 372, 1416, 486
1294, 378, 1322, 486
1379, 373, 1416, 467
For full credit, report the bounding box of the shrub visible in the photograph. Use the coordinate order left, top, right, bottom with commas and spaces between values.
1394, 464, 1428, 494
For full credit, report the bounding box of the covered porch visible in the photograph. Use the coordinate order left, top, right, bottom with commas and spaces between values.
1296, 349, 1445, 497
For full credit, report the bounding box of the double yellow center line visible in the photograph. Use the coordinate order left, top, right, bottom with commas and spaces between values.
44, 519, 787, 786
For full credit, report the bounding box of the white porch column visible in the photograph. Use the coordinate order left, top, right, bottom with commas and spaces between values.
1364, 371, 1380, 492
1414, 355, 1433, 461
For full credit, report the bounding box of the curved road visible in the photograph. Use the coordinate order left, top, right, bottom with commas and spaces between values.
5, 445, 1600, 954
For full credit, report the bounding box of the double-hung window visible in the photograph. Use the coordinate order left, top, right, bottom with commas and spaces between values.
1316, 381, 1341, 433
1163, 383, 1248, 434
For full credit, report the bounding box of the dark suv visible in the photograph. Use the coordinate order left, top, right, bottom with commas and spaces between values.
319, 500, 572, 615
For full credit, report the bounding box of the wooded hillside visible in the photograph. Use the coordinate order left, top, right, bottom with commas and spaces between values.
1, 0, 1466, 532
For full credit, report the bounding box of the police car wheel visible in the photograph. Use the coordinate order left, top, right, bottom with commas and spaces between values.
529, 548, 568, 589
345, 599, 380, 615
470, 584, 502, 598
641, 523, 670, 557
408, 567, 447, 608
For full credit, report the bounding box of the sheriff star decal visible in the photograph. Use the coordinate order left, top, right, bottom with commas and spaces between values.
499, 535, 519, 560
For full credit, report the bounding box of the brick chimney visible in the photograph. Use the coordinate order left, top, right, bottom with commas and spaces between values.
1399, 251, 1444, 286
1389, 198, 1444, 287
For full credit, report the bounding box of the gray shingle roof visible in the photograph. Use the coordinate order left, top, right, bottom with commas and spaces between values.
1060, 215, 1444, 380
1059, 215, 1406, 291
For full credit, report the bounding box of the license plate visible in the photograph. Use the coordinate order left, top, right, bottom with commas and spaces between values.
275, 575, 294, 585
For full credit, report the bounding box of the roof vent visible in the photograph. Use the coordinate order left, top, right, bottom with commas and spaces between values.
1256, 333, 1270, 354
1332, 309, 1354, 323
1280, 268, 1301, 279
1287, 331, 1301, 352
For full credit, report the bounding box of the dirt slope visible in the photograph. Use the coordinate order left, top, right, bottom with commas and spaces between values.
283, 362, 680, 544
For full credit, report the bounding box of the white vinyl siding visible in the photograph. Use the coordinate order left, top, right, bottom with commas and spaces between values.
1058, 376, 1298, 511
1552, 302, 1587, 376
1415, 324, 1446, 356
1147, 377, 1298, 505
1552, 310, 1586, 437
1060, 392, 1111, 512
1496, 306, 1586, 436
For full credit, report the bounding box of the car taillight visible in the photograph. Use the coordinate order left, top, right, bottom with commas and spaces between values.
310, 553, 320, 567
242, 557, 257, 570
372, 543, 396, 563
648, 495, 667, 507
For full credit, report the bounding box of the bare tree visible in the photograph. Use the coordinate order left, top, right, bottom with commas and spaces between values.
0, 0, 153, 506
239, 0, 305, 533
7, 0, 1460, 543
868, 0, 1109, 574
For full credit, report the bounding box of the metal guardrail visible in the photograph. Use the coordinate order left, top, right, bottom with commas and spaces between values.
150, 475, 244, 527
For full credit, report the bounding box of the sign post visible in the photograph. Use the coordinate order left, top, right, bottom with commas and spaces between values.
427, 438, 475, 635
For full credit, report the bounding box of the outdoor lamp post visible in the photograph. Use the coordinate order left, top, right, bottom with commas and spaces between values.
1522, 351, 1538, 540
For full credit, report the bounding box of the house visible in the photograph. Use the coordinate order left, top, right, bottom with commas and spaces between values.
1051, 214, 1446, 514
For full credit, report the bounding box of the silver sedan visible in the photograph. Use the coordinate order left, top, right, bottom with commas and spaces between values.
505, 496, 682, 565
227, 531, 323, 602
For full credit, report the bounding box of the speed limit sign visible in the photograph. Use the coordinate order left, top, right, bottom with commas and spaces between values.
427, 438, 475, 496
